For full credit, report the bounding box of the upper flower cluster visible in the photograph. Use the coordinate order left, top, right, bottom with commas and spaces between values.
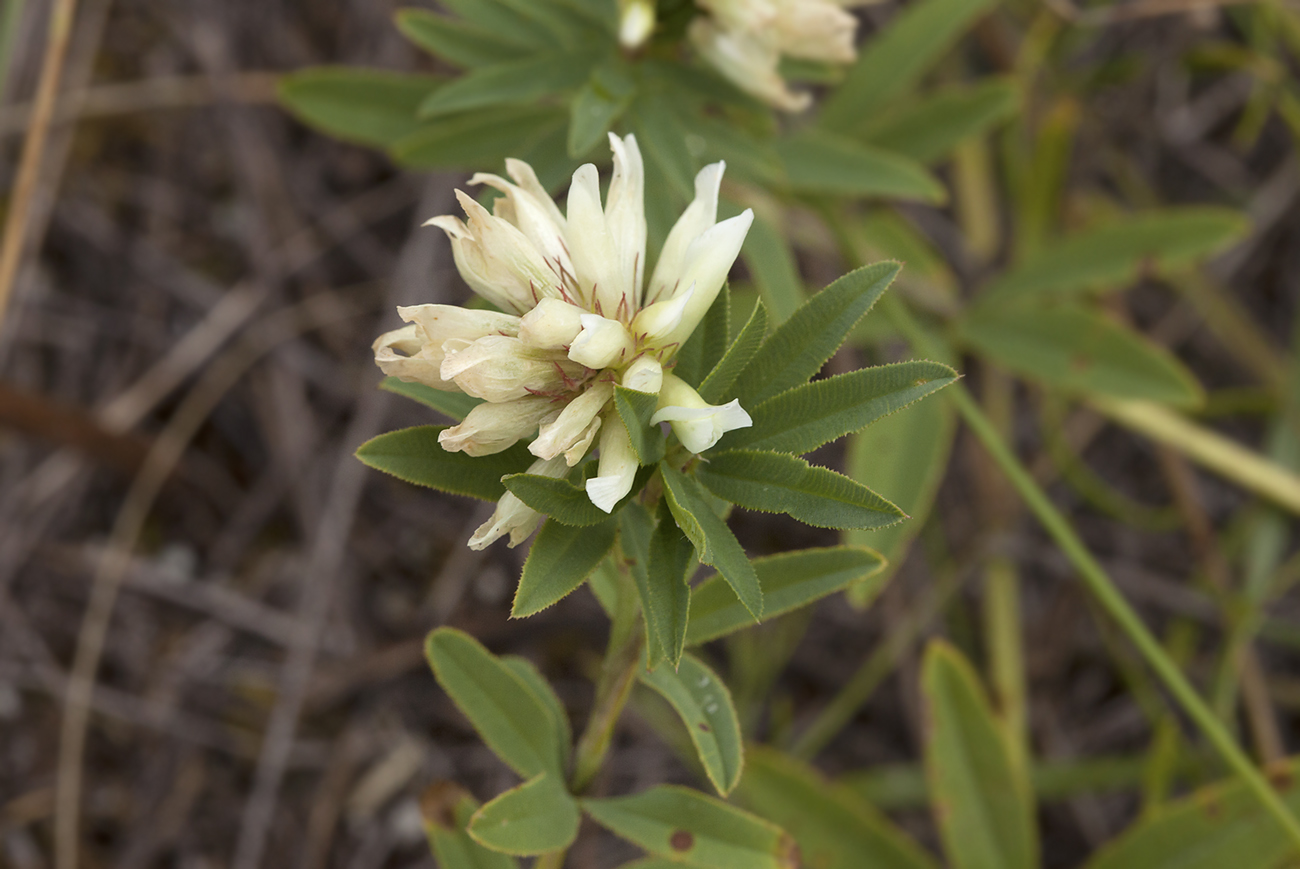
689, 0, 863, 111
374, 134, 754, 549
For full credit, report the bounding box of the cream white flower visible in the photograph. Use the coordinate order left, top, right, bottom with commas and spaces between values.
375, 134, 754, 547
619, 0, 656, 49
651, 373, 753, 453
690, 0, 860, 111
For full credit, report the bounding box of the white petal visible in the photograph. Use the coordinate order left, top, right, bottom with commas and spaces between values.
605, 133, 647, 312
469, 171, 575, 282
519, 298, 585, 349
621, 356, 663, 394
469, 456, 568, 549
689, 18, 810, 112
585, 419, 637, 513
652, 399, 752, 453
565, 163, 616, 311
646, 162, 724, 304
631, 284, 693, 348
529, 382, 614, 460
568, 314, 634, 369
438, 396, 555, 456
659, 210, 752, 351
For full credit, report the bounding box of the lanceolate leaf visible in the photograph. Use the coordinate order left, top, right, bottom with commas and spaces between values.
820, 0, 999, 132
639, 654, 744, 797
392, 105, 565, 170
379, 376, 481, 421
568, 61, 635, 157
422, 783, 519, 869
674, 284, 731, 388
512, 516, 617, 617
418, 51, 602, 118
500, 656, 572, 768
278, 68, 441, 148
436, 0, 554, 48
724, 361, 959, 455
776, 132, 944, 203
619, 503, 667, 668
426, 628, 565, 779
582, 786, 798, 869
699, 300, 768, 405
660, 465, 763, 620
644, 500, 695, 668
686, 547, 886, 645
958, 304, 1203, 408
922, 642, 1038, 869
394, 8, 528, 69
632, 91, 697, 201
861, 77, 1020, 164
468, 773, 580, 856
981, 208, 1249, 302
732, 262, 901, 408
697, 450, 906, 530
503, 472, 633, 526
734, 747, 938, 869
356, 427, 532, 501
615, 386, 666, 465
1084, 760, 1300, 869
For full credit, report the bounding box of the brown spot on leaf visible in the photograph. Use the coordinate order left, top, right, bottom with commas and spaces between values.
698, 722, 711, 732
777, 833, 802, 868
1070, 354, 1092, 373
1268, 762, 1295, 792
670, 830, 694, 851
419, 780, 469, 830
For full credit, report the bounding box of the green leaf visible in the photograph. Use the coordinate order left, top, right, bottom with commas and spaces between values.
732, 262, 901, 408
776, 131, 944, 203
820, 0, 999, 133
724, 361, 959, 455
489, 0, 601, 46
620, 502, 693, 670
277, 67, 441, 148
697, 450, 906, 530
356, 426, 532, 501
468, 773, 580, 856
436, 0, 554, 48
422, 784, 519, 869
392, 105, 566, 170
418, 51, 601, 119
394, 8, 527, 69
861, 77, 1020, 164
568, 63, 635, 158
844, 395, 957, 606
673, 284, 730, 389
500, 656, 572, 770
512, 516, 617, 617
660, 465, 763, 620
615, 386, 666, 466
639, 654, 744, 797
958, 304, 1204, 407
699, 300, 768, 406
379, 376, 481, 421
739, 215, 802, 325
504, 467, 652, 525
686, 546, 886, 646
1084, 760, 1300, 869
632, 91, 696, 201
582, 786, 798, 868
733, 747, 938, 869
982, 208, 1250, 302
426, 628, 565, 778
922, 642, 1038, 869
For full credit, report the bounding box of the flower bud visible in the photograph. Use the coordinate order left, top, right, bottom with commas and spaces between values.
519, 298, 584, 350
439, 396, 558, 456
586, 416, 638, 513
618, 0, 655, 49
621, 356, 663, 394
650, 373, 752, 454
530, 382, 613, 463
441, 336, 581, 402
569, 314, 634, 369
469, 456, 568, 549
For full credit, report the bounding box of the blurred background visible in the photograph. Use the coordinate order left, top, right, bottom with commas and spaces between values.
2, 1, 1299, 868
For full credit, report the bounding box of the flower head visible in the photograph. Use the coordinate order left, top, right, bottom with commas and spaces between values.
690, 0, 862, 111
376, 134, 754, 548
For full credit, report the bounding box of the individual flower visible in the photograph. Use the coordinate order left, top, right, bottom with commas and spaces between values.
689, 0, 863, 111
374, 134, 754, 548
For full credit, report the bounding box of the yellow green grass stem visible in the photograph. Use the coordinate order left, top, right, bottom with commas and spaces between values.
887, 299, 1300, 851
1091, 396, 1300, 517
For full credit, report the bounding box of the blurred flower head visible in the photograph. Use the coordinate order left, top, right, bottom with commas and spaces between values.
374, 134, 754, 547
690, 0, 862, 111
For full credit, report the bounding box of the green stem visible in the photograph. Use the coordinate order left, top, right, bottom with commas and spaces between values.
570, 552, 645, 794
887, 298, 1300, 850
534, 850, 567, 869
